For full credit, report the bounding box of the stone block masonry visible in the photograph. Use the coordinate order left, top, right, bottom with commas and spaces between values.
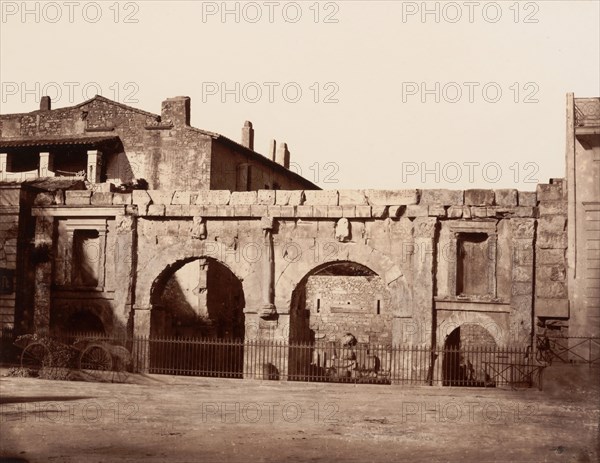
64, 187, 543, 221
535, 179, 569, 326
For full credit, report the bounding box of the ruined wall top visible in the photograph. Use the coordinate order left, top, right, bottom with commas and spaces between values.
30, 182, 566, 221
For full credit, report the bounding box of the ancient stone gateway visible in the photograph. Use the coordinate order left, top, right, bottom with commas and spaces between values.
1, 94, 596, 376
145, 256, 246, 376
18, 184, 568, 378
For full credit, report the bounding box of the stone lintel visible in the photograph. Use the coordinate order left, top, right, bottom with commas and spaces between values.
32, 206, 126, 216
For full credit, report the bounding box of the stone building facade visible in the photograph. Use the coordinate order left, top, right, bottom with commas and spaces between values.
0, 95, 313, 191
0, 94, 598, 368
566, 95, 600, 343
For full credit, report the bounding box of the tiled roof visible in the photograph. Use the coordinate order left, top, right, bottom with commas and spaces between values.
0, 135, 119, 149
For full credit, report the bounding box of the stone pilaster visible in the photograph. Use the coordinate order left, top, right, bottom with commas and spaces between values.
115, 215, 136, 328
132, 306, 151, 373
86, 150, 102, 183
242, 216, 288, 379
412, 217, 437, 347
488, 233, 498, 298
0, 153, 8, 181
39, 152, 54, 177
196, 257, 209, 318
510, 218, 536, 345
32, 216, 54, 335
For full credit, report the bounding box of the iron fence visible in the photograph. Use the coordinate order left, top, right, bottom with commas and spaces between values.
535, 335, 600, 366
0, 329, 549, 389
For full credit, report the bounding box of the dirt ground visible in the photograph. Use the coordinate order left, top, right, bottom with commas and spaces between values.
1, 365, 598, 463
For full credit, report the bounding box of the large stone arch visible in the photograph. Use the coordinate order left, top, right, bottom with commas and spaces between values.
274, 242, 410, 317
149, 255, 245, 339
137, 245, 247, 377
135, 239, 254, 310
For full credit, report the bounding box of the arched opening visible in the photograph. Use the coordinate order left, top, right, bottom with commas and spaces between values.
50, 306, 108, 337
288, 261, 392, 382
442, 324, 497, 387
148, 257, 245, 377
63, 311, 105, 335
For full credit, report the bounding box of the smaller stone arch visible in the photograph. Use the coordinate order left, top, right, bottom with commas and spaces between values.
64, 311, 106, 334
442, 323, 498, 387
438, 311, 508, 348
50, 304, 110, 336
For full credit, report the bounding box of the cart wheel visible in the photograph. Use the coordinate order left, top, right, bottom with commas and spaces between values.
79, 345, 113, 381
110, 355, 130, 383
21, 342, 51, 374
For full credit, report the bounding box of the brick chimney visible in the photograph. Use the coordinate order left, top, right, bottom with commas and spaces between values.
40, 96, 51, 111
276, 142, 290, 169
241, 121, 254, 150
161, 96, 191, 127
267, 139, 277, 162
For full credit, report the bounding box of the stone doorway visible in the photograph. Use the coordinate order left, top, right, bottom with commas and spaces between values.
442, 325, 497, 387
148, 257, 245, 377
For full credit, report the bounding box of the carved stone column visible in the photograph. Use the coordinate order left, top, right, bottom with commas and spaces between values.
260, 216, 276, 319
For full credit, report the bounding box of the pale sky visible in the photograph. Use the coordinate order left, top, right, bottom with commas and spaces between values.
1, 0, 599, 190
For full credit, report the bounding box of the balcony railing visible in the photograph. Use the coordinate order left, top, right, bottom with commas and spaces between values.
574, 98, 600, 127
0, 167, 85, 182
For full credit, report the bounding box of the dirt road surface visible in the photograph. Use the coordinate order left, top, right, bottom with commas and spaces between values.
1, 365, 598, 463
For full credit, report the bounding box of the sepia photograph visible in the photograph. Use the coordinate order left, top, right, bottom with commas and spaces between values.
0, 1, 599, 462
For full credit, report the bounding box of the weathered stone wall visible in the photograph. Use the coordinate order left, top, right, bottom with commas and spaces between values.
48, 214, 129, 337
0, 183, 48, 333
19, 180, 577, 350
566, 96, 600, 344
118, 186, 547, 347
458, 324, 497, 347
535, 179, 569, 335
20, 180, 135, 337
304, 275, 393, 344
0, 185, 23, 330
